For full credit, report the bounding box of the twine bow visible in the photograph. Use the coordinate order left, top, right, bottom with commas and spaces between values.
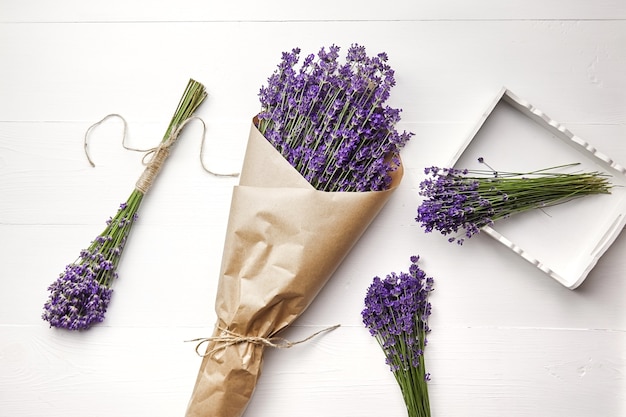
83, 114, 239, 190
133, 118, 188, 194
187, 324, 341, 358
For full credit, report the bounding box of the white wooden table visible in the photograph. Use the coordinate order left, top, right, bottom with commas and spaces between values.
1, 2, 624, 416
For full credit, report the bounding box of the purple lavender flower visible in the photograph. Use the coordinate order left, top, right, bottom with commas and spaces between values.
42, 263, 113, 330
416, 162, 612, 244
42, 194, 142, 330
362, 256, 433, 417
415, 167, 485, 245
257, 44, 413, 192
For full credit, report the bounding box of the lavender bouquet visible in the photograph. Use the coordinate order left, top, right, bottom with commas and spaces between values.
416, 160, 612, 245
42, 79, 207, 330
362, 256, 434, 417
185, 45, 411, 417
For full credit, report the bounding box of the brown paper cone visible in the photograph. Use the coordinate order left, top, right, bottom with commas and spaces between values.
185, 119, 403, 417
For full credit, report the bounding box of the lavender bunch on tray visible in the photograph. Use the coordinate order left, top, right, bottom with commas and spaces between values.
362, 256, 434, 417
42, 79, 207, 330
257, 44, 413, 192
416, 160, 613, 245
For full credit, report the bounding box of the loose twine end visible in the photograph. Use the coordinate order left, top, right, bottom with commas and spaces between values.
186, 324, 341, 358
82, 114, 240, 190
83, 114, 129, 168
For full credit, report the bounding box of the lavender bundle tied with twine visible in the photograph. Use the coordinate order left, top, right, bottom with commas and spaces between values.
42, 78, 212, 331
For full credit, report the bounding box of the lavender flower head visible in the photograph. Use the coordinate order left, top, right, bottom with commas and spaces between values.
415, 166, 486, 245
257, 44, 413, 192
362, 256, 433, 417
42, 261, 114, 330
42, 196, 141, 330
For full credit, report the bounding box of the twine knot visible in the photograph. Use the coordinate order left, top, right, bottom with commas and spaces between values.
134, 122, 184, 194
187, 324, 340, 358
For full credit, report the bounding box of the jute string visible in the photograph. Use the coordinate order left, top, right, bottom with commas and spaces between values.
83, 114, 239, 191
133, 120, 183, 194
187, 324, 341, 358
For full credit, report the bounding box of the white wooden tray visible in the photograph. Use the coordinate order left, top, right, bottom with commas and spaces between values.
448, 87, 626, 289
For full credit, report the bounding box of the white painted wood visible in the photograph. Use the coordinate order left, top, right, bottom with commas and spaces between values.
2, 0, 625, 22
0, 2, 624, 416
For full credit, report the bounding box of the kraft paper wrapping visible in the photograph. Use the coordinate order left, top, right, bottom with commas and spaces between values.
185, 119, 403, 417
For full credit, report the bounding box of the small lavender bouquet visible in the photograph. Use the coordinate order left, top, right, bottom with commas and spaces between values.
362, 256, 434, 417
186, 45, 411, 417
416, 160, 613, 245
42, 79, 207, 330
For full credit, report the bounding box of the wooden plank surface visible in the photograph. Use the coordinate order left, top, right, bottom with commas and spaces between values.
1, 2, 625, 416
2, 0, 626, 22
